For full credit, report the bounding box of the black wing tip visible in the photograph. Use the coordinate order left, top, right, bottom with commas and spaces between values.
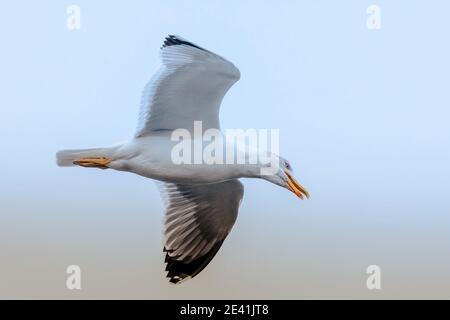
163, 242, 224, 284
160, 35, 207, 52
164, 248, 191, 284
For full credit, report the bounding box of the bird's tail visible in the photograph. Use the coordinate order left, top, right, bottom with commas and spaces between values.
56, 146, 118, 167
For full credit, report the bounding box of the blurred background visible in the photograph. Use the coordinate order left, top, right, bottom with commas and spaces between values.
0, 0, 449, 299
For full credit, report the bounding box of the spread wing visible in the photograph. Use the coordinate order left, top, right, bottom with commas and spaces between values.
136, 35, 240, 136
158, 179, 244, 283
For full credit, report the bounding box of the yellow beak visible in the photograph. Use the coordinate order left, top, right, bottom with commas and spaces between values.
285, 171, 310, 200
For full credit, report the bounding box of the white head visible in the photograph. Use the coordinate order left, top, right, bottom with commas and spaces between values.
259, 155, 310, 200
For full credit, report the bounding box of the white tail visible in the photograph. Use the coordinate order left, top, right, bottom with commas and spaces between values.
56, 146, 117, 167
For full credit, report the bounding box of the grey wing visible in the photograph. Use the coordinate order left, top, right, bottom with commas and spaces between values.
135, 35, 240, 136
158, 179, 244, 284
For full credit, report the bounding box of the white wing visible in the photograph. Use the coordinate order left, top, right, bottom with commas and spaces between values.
159, 179, 244, 283
136, 35, 240, 136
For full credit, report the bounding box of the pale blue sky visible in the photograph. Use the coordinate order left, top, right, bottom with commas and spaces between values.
0, 1, 449, 298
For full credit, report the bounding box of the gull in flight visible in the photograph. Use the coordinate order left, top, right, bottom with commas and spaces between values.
57, 35, 309, 284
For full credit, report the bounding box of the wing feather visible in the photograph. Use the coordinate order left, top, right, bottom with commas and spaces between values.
158, 179, 244, 283
136, 35, 240, 136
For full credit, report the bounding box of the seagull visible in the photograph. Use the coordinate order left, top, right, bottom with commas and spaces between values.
56, 35, 309, 284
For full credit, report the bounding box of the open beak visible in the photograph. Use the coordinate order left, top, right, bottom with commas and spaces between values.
285, 171, 310, 200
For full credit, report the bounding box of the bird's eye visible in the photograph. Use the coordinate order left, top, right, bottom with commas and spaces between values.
285, 161, 290, 169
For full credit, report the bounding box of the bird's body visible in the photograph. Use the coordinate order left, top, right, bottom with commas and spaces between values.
57, 35, 309, 283
58, 133, 262, 184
